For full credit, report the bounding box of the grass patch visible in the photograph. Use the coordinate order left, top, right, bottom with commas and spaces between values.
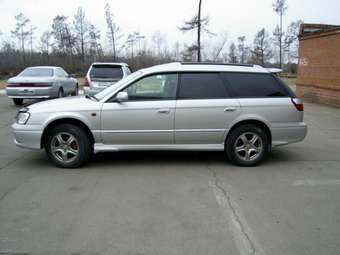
0, 80, 6, 90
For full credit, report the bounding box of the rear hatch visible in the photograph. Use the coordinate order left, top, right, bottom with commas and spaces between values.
89, 64, 123, 88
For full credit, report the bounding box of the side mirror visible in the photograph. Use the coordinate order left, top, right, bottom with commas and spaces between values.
115, 91, 128, 102
68, 74, 75, 78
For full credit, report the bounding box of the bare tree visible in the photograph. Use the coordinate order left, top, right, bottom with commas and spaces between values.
105, 3, 121, 60
252, 28, 272, 65
179, 0, 212, 62
89, 24, 103, 60
11, 13, 30, 64
237, 36, 247, 64
73, 7, 89, 62
228, 43, 237, 63
29, 25, 37, 57
272, 0, 288, 68
40, 31, 53, 56
152, 31, 167, 57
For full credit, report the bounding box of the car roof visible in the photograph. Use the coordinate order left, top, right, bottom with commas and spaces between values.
91, 62, 129, 67
140, 62, 270, 74
25, 66, 60, 69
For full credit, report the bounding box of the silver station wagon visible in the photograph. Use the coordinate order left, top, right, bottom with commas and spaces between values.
6, 66, 78, 105
12, 62, 307, 168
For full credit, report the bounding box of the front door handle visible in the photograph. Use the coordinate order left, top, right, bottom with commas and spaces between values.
157, 108, 170, 114
224, 107, 237, 112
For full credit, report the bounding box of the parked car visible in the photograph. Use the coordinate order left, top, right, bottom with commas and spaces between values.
12, 62, 307, 168
83, 62, 131, 95
6, 66, 78, 105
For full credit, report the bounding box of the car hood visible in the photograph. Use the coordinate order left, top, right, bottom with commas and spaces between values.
8, 76, 56, 83
27, 96, 101, 113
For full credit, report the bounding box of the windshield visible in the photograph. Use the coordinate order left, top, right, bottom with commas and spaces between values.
90, 65, 123, 79
19, 68, 54, 77
95, 71, 143, 101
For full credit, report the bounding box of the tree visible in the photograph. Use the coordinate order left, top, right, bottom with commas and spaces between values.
179, 0, 211, 62
40, 31, 53, 56
228, 43, 237, 63
152, 31, 166, 57
237, 36, 247, 64
52, 15, 75, 55
105, 3, 121, 60
284, 20, 302, 60
11, 13, 30, 64
252, 28, 272, 66
272, 0, 288, 68
73, 7, 89, 62
88, 24, 103, 59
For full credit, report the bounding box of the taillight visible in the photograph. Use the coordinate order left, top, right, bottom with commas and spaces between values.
83, 77, 90, 87
291, 98, 304, 111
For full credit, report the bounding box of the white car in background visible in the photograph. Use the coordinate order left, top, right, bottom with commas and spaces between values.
6, 66, 78, 105
83, 62, 131, 95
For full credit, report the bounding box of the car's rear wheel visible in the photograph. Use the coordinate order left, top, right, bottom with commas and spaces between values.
226, 124, 269, 167
57, 88, 64, 98
45, 124, 92, 168
71, 84, 79, 96
13, 98, 24, 106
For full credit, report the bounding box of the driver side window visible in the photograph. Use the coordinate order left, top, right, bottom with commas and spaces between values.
123, 73, 178, 101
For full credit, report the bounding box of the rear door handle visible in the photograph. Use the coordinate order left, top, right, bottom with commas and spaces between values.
157, 108, 170, 114
224, 107, 237, 112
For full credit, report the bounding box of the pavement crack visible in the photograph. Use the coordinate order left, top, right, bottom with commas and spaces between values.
207, 164, 257, 255
0, 158, 20, 171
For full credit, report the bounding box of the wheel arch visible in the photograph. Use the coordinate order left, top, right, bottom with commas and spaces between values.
225, 119, 272, 146
41, 118, 95, 149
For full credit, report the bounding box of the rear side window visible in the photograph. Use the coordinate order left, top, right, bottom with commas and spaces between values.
221, 73, 290, 98
90, 65, 123, 79
179, 73, 229, 99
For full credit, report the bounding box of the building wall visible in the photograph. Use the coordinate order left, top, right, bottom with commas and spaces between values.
296, 32, 340, 107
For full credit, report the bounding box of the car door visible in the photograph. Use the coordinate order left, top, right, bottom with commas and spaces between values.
101, 73, 178, 145
175, 72, 240, 144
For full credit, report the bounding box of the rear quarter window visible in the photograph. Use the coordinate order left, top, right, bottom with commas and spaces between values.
221, 72, 293, 98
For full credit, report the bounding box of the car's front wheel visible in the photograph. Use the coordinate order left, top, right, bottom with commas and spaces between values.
45, 124, 92, 168
13, 98, 23, 106
226, 124, 269, 167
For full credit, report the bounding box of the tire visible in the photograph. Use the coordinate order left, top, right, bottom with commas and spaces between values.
13, 98, 24, 106
45, 124, 92, 168
226, 124, 269, 167
71, 84, 79, 96
57, 88, 64, 98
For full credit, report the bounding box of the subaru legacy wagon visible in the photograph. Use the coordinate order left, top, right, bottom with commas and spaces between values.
12, 62, 307, 168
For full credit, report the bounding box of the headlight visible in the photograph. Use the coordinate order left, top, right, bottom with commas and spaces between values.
16, 111, 30, 125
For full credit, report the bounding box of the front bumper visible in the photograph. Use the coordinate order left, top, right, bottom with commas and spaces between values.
6, 87, 55, 99
12, 123, 43, 150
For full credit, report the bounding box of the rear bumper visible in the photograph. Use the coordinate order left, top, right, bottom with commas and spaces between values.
6, 87, 55, 99
271, 122, 307, 147
12, 123, 42, 150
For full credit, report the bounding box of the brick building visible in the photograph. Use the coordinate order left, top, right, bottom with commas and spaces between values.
296, 24, 340, 107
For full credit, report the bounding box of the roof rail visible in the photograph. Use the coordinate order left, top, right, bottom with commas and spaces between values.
180, 62, 254, 67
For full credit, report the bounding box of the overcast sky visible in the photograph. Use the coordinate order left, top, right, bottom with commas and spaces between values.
0, 0, 340, 50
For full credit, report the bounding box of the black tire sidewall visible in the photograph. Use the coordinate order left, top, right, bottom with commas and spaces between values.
13, 98, 23, 105
45, 124, 92, 168
226, 125, 269, 167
